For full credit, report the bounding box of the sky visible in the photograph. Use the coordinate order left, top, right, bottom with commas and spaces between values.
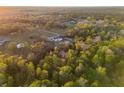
0, 0, 124, 6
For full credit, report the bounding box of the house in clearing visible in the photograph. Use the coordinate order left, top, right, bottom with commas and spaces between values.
48, 35, 64, 42
48, 35, 73, 45
16, 43, 25, 49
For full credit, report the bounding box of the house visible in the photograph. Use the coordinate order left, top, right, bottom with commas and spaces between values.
16, 43, 25, 49
66, 20, 76, 26
48, 35, 64, 42
48, 35, 73, 47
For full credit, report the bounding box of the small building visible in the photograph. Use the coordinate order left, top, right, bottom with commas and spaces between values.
16, 43, 25, 49
66, 20, 76, 26
48, 35, 64, 42
48, 35, 73, 47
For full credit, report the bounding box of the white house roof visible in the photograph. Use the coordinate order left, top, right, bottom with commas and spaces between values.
17, 43, 25, 49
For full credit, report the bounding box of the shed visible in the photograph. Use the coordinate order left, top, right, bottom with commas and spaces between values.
17, 43, 25, 49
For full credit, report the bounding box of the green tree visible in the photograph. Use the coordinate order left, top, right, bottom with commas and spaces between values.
75, 63, 84, 77
40, 70, 48, 80
76, 77, 88, 87
29, 80, 42, 87
66, 49, 76, 65
64, 81, 76, 87
0, 73, 7, 86
36, 66, 42, 79
96, 66, 106, 76
7, 76, 14, 87
26, 62, 35, 84
6, 42, 17, 53
59, 66, 73, 85
41, 79, 52, 87
0, 62, 7, 73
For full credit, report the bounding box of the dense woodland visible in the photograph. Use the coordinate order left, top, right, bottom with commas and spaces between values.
0, 7, 124, 87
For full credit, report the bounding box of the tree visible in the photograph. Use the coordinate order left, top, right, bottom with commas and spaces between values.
80, 51, 88, 62
52, 71, 59, 84
76, 77, 88, 87
40, 70, 48, 80
6, 56, 19, 76
92, 54, 99, 65
36, 66, 42, 79
7, 76, 14, 87
29, 80, 42, 87
30, 42, 46, 65
96, 66, 106, 76
66, 49, 76, 65
0, 73, 7, 86
85, 67, 98, 82
0, 62, 7, 73
91, 80, 100, 87
26, 62, 35, 84
75, 63, 84, 77
6, 42, 17, 53
41, 79, 52, 87
52, 54, 60, 67
105, 48, 115, 63
43, 63, 50, 71
59, 66, 73, 85
75, 41, 81, 50
76, 23, 92, 29
64, 81, 76, 87
15, 57, 28, 86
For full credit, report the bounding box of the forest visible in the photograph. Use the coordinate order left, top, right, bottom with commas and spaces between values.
0, 7, 124, 87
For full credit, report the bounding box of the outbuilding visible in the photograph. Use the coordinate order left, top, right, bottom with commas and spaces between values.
16, 43, 25, 49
